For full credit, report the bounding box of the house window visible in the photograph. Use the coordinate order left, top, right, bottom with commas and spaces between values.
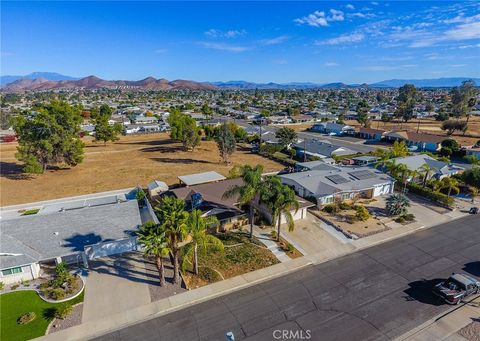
341, 193, 351, 200
2, 267, 23, 276
324, 196, 334, 204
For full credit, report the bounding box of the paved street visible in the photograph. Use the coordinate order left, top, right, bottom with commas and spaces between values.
94, 215, 480, 341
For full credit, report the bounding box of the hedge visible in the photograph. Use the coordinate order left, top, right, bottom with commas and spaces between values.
406, 182, 454, 207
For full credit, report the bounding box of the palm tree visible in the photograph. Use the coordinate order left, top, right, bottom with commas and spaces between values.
468, 186, 479, 203
136, 222, 170, 286
385, 160, 401, 178
183, 210, 223, 275
156, 196, 189, 284
419, 163, 434, 187
373, 150, 390, 172
441, 177, 460, 198
260, 176, 299, 242
223, 164, 264, 239
429, 179, 443, 192
385, 193, 410, 216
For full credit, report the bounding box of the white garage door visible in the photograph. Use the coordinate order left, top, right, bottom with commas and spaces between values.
85, 237, 138, 260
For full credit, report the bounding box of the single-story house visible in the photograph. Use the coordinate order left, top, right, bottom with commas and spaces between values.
280, 166, 395, 208
352, 156, 379, 166
358, 127, 388, 141
0, 193, 142, 284
178, 171, 227, 187
311, 122, 356, 135
295, 160, 339, 172
293, 139, 355, 159
392, 154, 465, 180
147, 180, 169, 197
384, 131, 446, 152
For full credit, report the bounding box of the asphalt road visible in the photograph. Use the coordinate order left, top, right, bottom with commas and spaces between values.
95, 215, 480, 341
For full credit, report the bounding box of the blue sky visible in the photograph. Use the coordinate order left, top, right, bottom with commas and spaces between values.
1, 1, 479, 83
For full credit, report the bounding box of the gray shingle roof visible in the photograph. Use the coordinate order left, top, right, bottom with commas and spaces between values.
0, 200, 142, 269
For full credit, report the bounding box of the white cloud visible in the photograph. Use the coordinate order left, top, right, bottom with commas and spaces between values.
261, 36, 289, 45
272, 59, 288, 65
409, 21, 480, 47
442, 13, 480, 24
204, 29, 246, 38
458, 43, 480, 49
294, 10, 329, 27
200, 42, 249, 52
371, 2, 379, 5
346, 4, 355, 10
324, 62, 339, 67
316, 32, 365, 45
329, 9, 345, 22
451, 64, 467, 67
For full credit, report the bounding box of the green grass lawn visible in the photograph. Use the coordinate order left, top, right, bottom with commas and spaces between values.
0, 290, 84, 341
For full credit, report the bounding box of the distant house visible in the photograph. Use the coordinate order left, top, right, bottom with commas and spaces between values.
293, 139, 355, 159
291, 114, 314, 124
358, 127, 387, 141
352, 156, 379, 166
384, 131, 446, 152
392, 154, 464, 180
295, 160, 339, 172
465, 148, 480, 159
310, 122, 355, 135
134, 115, 158, 124
280, 166, 395, 208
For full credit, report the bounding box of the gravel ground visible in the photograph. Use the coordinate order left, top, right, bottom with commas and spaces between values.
144, 257, 186, 302
457, 320, 480, 341
48, 304, 83, 334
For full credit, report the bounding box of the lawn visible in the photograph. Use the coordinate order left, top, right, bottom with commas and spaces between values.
182, 232, 279, 289
0, 133, 283, 206
0, 290, 84, 341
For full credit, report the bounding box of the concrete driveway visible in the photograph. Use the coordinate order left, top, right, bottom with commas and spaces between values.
82, 252, 152, 323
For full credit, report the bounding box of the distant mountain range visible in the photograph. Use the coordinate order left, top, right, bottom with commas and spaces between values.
2, 75, 216, 91
1, 72, 478, 91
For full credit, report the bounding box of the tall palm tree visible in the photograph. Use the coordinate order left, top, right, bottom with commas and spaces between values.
260, 176, 299, 242
223, 164, 264, 239
373, 150, 390, 172
385, 160, 401, 178
468, 186, 479, 203
419, 163, 434, 187
136, 222, 170, 286
183, 210, 223, 275
156, 196, 189, 284
441, 177, 460, 198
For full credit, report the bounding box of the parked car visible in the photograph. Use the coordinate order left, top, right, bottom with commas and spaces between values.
433, 273, 480, 305
469, 207, 478, 214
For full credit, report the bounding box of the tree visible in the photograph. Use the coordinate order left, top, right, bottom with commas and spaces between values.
155, 196, 189, 284
391, 140, 409, 157
275, 127, 297, 149
451, 80, 478, 120
441, 177, 460, 198
396, 84, 419, 122
385, 193, 410, 216
137, 222, 170, 286
441, 120, 467, 136
419, 163, 433, 187
215, 122, 236, 164
355, 205, 370, 221
260, 176, 299, 242
463, 167, 480, 188
91, 105, 122, 146
167, 110, 201, 151
468, 186, 479, 204
183, 210, 223, 275
356, 99, 370, 126
373, 149, 390, 172
11, 101, 84, 173
223, 164, 264, 239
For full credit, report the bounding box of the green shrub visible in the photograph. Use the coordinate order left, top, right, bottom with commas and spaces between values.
395, 216, 406, 224
355, 205, 370, 221
199, 267, 221, 283
10, 284, 19, 290
407, 182, 454, 207
17, 312, 36, 325
285, 243, 295, 253
338, 202, 351, 210
22, 208, 40, 216
402, 213, 415, 222
54, 304, 73, 319
0, 282, 4, 290
50, 288, 66, 300
323, 204, 337, 214
271, 230, 277, 239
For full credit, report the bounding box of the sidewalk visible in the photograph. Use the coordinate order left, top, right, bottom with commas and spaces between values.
252, 226, 290, 262
396, 296, 480, 341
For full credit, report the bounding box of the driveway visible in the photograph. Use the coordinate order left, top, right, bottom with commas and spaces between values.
82, 252, 152, 323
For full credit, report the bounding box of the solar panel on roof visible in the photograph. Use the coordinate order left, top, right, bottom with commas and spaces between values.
349, 170, 377, 180
325, 174, 350, 184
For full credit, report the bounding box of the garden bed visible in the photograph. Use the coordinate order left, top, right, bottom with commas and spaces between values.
38, 275, 84, 302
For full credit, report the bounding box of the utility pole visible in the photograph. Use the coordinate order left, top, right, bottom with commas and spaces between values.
303, 138, 307, 162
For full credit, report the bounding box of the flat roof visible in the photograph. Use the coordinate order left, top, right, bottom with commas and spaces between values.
178, 171, 226, 186
0, 200, 142, 269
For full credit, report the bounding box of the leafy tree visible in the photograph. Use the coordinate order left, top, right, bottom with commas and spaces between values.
183, 210, 223, 275
440, 177, 460, 198
137, 222, 170, 286
215, 122, 236, 164
182, 121, 201, 151
385, 193, 410, 216
451, 80, 478, 119
356, 99, 370, 126
155, 196, 189, 284
391, 140, 409, 157
91, 105, 122, 146
275, 127, 297, 149
396, 84, 419, 122
435, 109, 449, 121
463, 167, 480, 188
167, 109, 201, 151
468, 186, 479, 203
419, 163, 434, 187
260, 176, 299, 242
11, 101, 84, 173
223, 164, 264, 239
465, 155, 480, 165
441, 120, 467, 135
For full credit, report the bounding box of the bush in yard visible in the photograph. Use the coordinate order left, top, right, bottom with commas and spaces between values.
17, 312, 36, 325
50, 288, 66, 300
199, 267, 222, 283
54, 304, 73, 319
322, 204, 337, 214
355, 205, 370, 221
10, 283, 19, 290
285, 242, 295, 253
385, 193, 410, 216
407, 182, 455, 207
402, 213, 415, 222
338, 202, 351, 210
0, 281, 4, 290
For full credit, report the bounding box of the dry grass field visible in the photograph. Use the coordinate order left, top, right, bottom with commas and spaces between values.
0, 133, 283, 206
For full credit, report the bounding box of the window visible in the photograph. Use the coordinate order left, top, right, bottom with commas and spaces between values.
324, 196, 334, 204
341, 193, 351, 200
2, 267, 23, 276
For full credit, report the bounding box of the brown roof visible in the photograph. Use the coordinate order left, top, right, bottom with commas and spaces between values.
387, 130, 445, 144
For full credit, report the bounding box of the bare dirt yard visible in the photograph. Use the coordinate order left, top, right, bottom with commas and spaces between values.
0, 133, 283, 206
